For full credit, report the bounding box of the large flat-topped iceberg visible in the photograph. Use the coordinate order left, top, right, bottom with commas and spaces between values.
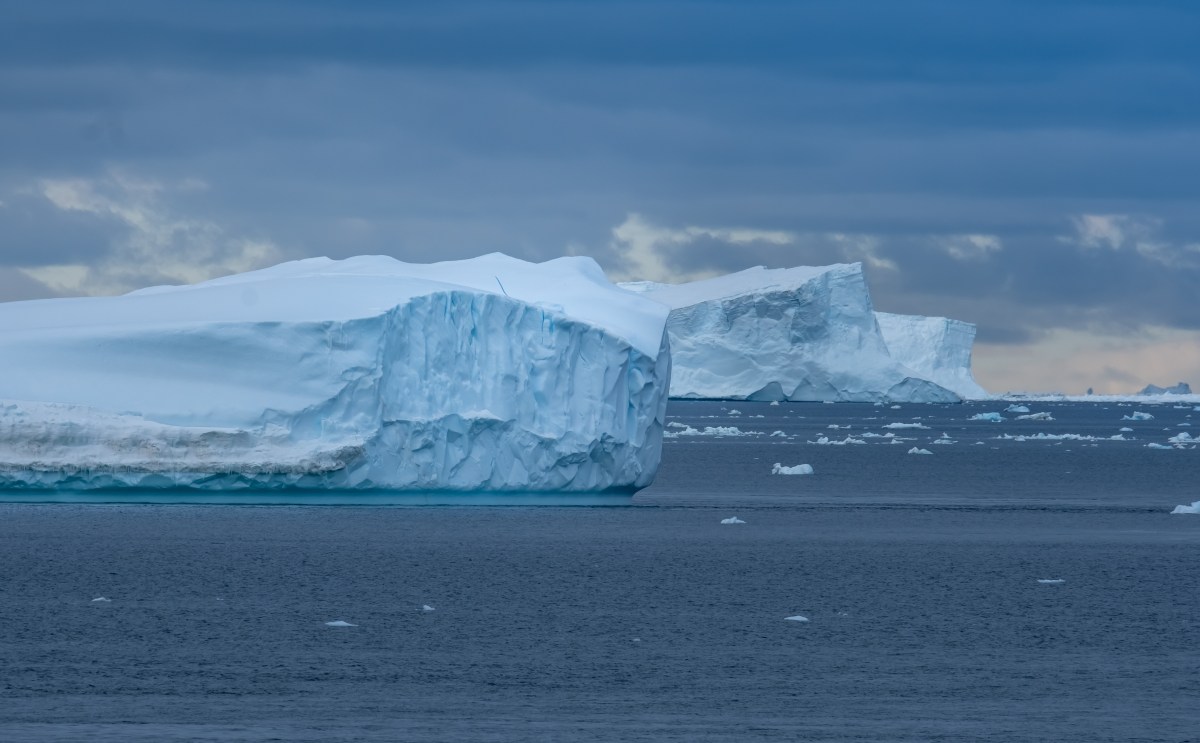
0, 254, 671, 492
622, 264, 960, 403
875, 312, 989, 400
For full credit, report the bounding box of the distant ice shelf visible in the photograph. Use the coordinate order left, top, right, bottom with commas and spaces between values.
0, 254, 671, 492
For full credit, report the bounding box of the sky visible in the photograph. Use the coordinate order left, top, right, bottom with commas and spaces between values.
2, 0, 1199, 394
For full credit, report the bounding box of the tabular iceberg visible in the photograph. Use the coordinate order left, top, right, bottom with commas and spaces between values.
0, 254, 671, 492
875, 312, 989, 399
621, 264, 960, 403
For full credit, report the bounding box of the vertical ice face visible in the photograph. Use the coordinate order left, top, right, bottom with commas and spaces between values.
622, 264, 960, 403
0, 254, 672, 492
875, 312, 990, 400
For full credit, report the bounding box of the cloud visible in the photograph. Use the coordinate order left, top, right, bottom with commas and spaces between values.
18, 171, 282, 296
604, 213, 793, 282
938, 233, 1002, 261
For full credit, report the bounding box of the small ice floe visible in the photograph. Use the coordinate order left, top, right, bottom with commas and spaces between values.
90, 597, 112, 602
632, 637, 642, 642
932, 434, 956, 445
1180, 422, 1193, 427
720, 516, 747, 524
772, 463, 813, 475
728, 409, 742, 416
1005, 404, 1031, 413
325, 620, 357, 627
808, 435, 866, 446
908, 447, 934, 455
665, 425, 755, 438
769, 430, 787, 437
827, 424, 848, 429
883, 422, 929, 429
1120, 427, 1133, 432
1036, 579, 1066, 585
1123, 411, 1154, 421
969, 412, 1005, 422
1147, 443, 1174, 450
1170, 501, 1200, 515
666, 421, 688, 429
422, 605, 435, 612
770, 400, 780, 406
890, 405, 901, 409
1169, 432, 1195, 444
1016, 412, 1054, 421
785, 615, 810, 622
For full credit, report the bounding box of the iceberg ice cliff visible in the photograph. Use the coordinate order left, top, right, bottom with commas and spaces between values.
0, 254, 671, 491
875, 312, 989, 399
622, 264, 959, 403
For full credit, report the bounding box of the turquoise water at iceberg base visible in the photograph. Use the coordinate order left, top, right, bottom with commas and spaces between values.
1, 400, 1198, 742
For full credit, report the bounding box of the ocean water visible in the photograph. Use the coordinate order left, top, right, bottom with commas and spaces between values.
1, 401, 1198, 742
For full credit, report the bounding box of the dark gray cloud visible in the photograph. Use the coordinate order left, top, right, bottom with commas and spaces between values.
1, 0, 1199, 385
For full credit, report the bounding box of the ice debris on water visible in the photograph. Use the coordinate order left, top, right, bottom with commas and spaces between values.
883, 422, 929, 429
772, 463, 813, 475
1170, 501, 1200, 514
807, 435, 857, 445
664, 425, 755, 438
1036, 579, 1066, 585
785, 615, 810, 622
422, 605, 435, 612
1123, 411, 1154, 421
1005, 404, 1031, 413
908, 447, 934, 455
1120, 427, 1133, 432
1147, 443, 1174, 450
1168, 432, 1194, 444
1016, 412, 1054, 421
91, 597, 112, 602
720, 516, 747, 524
770, 401, 780, 406
770, 430, 787, 437
969, 412, 1005, 422
325, 620, 357, 627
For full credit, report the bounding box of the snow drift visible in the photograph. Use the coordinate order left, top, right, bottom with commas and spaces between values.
875, 312, 989, 399
621, 264, 960, 403
0, 254, 672, 492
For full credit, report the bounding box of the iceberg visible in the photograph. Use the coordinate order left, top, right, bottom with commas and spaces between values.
1139, 382, 1192, 395
621, 264, 960, 403
1171, 501, 1200, 515
771, 463, 813, 475
875, 312, 990, 399
0, 254, 671, 492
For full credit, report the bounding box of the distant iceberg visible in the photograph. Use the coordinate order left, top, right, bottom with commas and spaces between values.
875, 312, 989, 399
1139, 382, 1192, 395
1171, 501, 1200, 514
622, 264, 960, 403
0, 254, 671, 492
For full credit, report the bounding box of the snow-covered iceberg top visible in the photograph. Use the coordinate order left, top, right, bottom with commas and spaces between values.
622, 264, 960, 403
875, 312, 990, 399
0, 254, 672, 492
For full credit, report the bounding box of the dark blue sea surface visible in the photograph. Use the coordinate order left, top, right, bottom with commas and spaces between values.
1, 401, 1198, 741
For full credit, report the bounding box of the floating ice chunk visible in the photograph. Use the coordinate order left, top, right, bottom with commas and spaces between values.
785, 615, 810, 622
1171, 501, 1200, 514
827, 424, 848, 429
1179, 422, 1192, 427
770, 430, 787, 437
1005, 404, 1031, 413
1147, 443, 1173, 450
969, 412, 1005, 422
666, 421, 688, 429
422, 605, 435, 612
91, 597, 112, 602
1016, 412, 1054, 421
932, 434, 956, 444
728, 409, 742, 415
632, 637, 642, 642
808, 435, 866, 445
890, 405, 901, 409
1036, 579, 1065, 585
1109, 434, 1128, 440
770, 401, 780, 406
772, 463, 813, 475
720, 516, 747, 524
1123, 411, 1154, 421
883, 422, 929, 429
908, 447, 934, 455
665, 425, 754, 438
1168, 432, 1195, 444
325, 620, 357, 627
1120, 427, 1133, 432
